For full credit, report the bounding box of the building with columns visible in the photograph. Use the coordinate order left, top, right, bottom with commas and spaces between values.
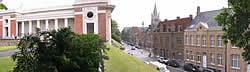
0, 0, 114, 44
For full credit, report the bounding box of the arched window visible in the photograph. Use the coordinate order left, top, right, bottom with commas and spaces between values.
217, 36, 222, 47
202, 35, 206, 46
178, 25, 182, 31
210, 35, 215, 47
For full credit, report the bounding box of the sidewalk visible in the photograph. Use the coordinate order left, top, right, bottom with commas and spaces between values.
0, 49, 19, 57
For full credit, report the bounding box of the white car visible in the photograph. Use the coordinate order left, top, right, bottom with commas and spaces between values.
158, 57, 168, 63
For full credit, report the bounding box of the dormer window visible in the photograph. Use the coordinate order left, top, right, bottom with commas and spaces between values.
178, 25, 182, 31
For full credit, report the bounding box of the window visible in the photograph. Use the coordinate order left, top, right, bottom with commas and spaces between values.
218, 54, 223, 65
197, 52, 201, 62
211, 53, 215, 64
202, 35, 206, 46
210, 36, 215, 47
5, 19, 8, 24
87, 23, 94, 33
232, 54, 240, 68
186, 35, 189, 45
178, 25, 182, 31
232, 45, 239, 48
217, 36, 222, 47
196, 35, 200, 46
191, 35, 194, 45
186, 51, 189, 60
191, 51, 194, 60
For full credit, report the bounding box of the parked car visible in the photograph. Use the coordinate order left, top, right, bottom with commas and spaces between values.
165, 60, 180, 68
184, 63, 200, 72
158, 57, 168, 63
135, 45, 141, 49
131, 47, 136, 50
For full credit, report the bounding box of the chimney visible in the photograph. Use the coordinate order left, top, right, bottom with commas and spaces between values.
177, 16, 180, 19
197, 6, 200, 16
189, 14, 193, 20
164, 19, 168, 21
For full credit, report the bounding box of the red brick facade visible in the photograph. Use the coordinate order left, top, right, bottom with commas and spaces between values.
74, 8, 82, 12
74, 14, 83, 34
0, 20, 2, 39
10, 20, 16, 36
98, 13, 107, 41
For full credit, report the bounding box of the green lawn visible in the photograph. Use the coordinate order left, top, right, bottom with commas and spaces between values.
0, 56, 15, 72
0, 46, 17, 51
111, 39, 123, 48
104, 44, 158, 72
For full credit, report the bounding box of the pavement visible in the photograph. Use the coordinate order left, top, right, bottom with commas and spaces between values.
0, 49, 19, 57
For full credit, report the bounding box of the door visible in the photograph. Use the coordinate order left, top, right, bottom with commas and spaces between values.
202, 53, 207, 68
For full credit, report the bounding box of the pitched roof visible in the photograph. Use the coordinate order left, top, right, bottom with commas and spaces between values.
186, 10, 222, 30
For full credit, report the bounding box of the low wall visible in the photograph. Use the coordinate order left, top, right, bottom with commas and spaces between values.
0, 39, 19, 46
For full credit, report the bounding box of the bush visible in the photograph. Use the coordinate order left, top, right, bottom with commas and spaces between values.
12, 28, 108, 72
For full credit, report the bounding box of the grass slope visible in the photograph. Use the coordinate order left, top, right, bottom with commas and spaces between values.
104, 44, 158, 72
0, 56, 15, 72
0, 46, 17, 51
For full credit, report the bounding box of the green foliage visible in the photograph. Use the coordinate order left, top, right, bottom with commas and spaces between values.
215, 0, 250, 61
11, 28, 108, 72
0, 3, 8, 10
111, 19, 121, 43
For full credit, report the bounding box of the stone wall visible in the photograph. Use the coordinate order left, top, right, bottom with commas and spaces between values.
0, 39, 19, 46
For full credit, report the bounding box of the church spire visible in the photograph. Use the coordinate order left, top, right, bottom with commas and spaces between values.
153, 3, 157, 15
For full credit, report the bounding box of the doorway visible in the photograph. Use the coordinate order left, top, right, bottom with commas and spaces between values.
202, 52, 207, 68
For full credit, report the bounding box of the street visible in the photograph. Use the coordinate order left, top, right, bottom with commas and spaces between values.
121, 42, 154, 62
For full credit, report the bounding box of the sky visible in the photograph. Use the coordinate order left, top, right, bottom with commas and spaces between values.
2, 0, 228, 31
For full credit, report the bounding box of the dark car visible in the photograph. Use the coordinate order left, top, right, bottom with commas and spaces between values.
184, 63, 200, 72
165, 60, 180, 68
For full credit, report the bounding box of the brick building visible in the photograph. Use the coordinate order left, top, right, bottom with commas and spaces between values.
0, 0, 114, 44
152, 16, 192, 61
184, 7, 249, 72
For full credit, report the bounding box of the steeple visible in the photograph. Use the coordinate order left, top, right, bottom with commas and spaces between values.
153, 3, 157, 15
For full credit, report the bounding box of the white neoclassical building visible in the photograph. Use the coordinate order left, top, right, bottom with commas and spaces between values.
0, 0, 114, 44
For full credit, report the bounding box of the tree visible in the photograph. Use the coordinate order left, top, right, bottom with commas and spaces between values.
215, 0, 250, 61
0, 1, 8, 10
111, 19, 121, 43
12, 28, 108, 72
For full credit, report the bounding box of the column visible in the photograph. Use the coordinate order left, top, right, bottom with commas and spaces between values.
55, 19, 58, 30
45, 19, 48, 31
37, 20, 40, 28
29, 21, 32, 34
21, 21, 24, 36
64, 18, 68, 27
16, 21, 18, 37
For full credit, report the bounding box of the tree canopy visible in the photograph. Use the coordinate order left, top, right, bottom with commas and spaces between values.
0, 2, 8, 10
215, 0, 250, 61
12, 28, 108, 72
111, 19, 121, 43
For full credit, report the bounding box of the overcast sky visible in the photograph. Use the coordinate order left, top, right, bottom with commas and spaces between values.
2, 0, 228, 31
